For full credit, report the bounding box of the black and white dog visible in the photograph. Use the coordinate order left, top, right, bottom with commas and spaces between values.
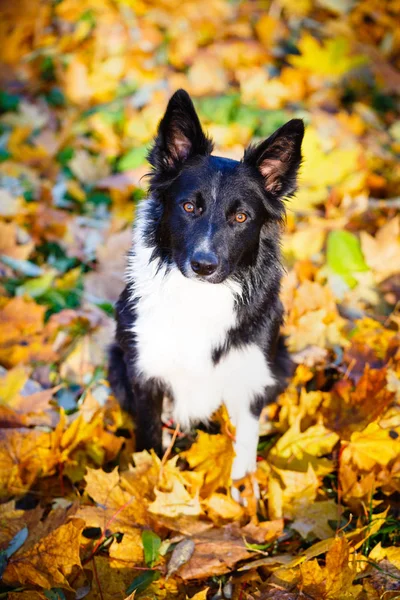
109, 89, 304, 494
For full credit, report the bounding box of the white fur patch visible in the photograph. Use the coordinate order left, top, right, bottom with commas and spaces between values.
127, 200, 275, 474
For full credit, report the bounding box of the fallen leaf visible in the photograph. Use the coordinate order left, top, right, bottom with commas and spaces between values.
183, 430, 234, 497
3, 517, 85, 589
167, 538, 196, 578
177, 527, 252, 581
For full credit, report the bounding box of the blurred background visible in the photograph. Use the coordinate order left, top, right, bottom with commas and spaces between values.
1, 4, 400, 598
0, 0, 399, 384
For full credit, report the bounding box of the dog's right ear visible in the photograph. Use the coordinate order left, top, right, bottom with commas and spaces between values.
148, 90, 213, 172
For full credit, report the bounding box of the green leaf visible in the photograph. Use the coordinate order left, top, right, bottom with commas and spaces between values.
0, 148, 11, 162
0, 91, 20, 113
56, 147, 75, 166
117, 146, 148, 171
87, 191, 111, 206
235, 105, 260, 131
197, 95, 238, 125
44, 590, 66, 600
326, 230, 369, 287
257, 110, 290, 137
142, 529, 161, 567
16, 272, 56, 299
126, 570, 160, 595
41, 56, 56, 82
47, 88, 66, 107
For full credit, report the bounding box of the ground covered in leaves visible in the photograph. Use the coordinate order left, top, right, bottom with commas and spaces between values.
1, 0, 400, 598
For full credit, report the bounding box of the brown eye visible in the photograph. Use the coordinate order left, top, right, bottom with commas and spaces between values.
235, 212, 247, 223
183, 202, 195, 213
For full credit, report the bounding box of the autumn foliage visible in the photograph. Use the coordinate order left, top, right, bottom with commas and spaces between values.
0, 0, 400, 598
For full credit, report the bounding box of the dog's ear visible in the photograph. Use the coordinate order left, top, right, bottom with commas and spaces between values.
148, 89, 213, 172
243, 119, 304, 199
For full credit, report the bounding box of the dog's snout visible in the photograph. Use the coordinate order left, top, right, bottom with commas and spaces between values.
191, 251, 219, 276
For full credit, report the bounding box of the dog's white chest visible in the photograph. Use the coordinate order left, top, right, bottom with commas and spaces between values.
132, 264, 239, 425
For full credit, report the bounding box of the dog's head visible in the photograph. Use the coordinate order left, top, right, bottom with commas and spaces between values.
147, 90, 304, 284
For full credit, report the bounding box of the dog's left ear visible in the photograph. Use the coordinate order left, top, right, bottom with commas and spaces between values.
243, 119, 304, 199
148, 89, 213, 172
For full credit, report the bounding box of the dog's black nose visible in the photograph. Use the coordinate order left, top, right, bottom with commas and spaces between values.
191, 251, 218, 276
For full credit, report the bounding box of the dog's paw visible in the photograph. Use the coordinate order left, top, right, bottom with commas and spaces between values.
231, 473, 260, 508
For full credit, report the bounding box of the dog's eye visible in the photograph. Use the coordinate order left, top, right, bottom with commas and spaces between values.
235, 212, 247, 223
183, 202, 195, 213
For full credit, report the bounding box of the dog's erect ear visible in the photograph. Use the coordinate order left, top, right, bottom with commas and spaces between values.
244, 119, 304, 199
148, 89, 213, 172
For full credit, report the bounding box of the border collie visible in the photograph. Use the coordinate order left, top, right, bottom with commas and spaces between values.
108, 89, 304, 498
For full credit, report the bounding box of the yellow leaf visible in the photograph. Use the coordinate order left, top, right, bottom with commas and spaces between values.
187, 56, 228, 96
279, 0, 313, 16
0, 296, 58, 368
0, 366, 29, 403
268, 464, 320, 520
3, 518, 85, 590
284, 227, 326, 261
108, 529, 144, 567
66, 179, 86, 202
290, 34, 366, 78
183, 430, 234, 497
186, 590, 209, 600
270, 418, 339, 461
0, 222, 33, 260
344, 421, 400, 471
291, 499, 340, 540
369, 542, 400, 570
203, 492, 244, 522
149, 477, 202, 518
64, 56, 92, 104
300, 126, 362, 190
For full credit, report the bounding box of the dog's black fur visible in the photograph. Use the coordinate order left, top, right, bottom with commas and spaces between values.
108, 90, 304, 457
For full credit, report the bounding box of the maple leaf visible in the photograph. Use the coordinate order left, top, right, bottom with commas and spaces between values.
299, 537, 362, 599
344, 421, 400, 471
0, 428, 59, 499
322, 365, 395, 438
268, 463, 320, 520
291, 499, 340, 540
3, 515, 85, 589
183, 429, 234, 497
79, 467, 148, 532
289, 34, 366, 78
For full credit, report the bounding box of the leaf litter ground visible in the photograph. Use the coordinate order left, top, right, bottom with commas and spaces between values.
0, 0, 400, 598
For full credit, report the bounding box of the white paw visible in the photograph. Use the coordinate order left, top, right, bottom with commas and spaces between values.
231, 474, 260, 507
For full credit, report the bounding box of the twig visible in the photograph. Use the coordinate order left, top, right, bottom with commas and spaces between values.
160, 423, 180, 469
92, 556, 104, 600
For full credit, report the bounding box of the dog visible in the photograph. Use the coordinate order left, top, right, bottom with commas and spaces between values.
108, 89, 304, 497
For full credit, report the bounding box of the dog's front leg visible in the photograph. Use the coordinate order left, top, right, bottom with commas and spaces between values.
230, 410, 260, 503
133, 379, 164, 457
